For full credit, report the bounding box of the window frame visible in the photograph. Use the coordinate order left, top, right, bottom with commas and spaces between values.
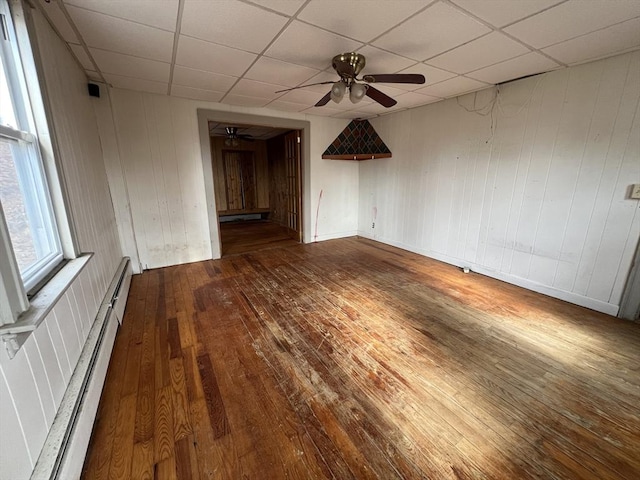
0, 0, 78, 329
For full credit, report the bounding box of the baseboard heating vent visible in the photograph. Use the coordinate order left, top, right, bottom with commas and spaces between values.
31, 257, 132, 480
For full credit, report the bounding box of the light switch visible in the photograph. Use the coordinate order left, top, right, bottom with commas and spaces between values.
632, 184, 640, 199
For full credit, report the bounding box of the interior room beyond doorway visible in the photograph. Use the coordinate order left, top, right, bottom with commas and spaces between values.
209, 122, 303, 257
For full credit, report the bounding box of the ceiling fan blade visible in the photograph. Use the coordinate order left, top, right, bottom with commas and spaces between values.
238, 135, 254, 141
365, 85, 397, 108
315, 91, 332, 107
363, 73, 425, 84
275, 81, 335, 94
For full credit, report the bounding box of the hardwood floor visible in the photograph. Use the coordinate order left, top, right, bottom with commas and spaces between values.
219, 220, 299, 256
82, 237, 640, 479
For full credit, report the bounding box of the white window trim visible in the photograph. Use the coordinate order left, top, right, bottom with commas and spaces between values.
0, 0, 84, 358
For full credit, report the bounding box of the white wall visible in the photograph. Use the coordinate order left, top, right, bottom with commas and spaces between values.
0, 8, 122, 480
102, 89, 358, 270
359, 52, 640, 315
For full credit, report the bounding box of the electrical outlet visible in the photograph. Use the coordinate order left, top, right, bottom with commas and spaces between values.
631, 184, 640, 199
372, 222, 375, 228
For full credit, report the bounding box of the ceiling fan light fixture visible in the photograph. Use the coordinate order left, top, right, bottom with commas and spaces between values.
350, 83, 367, 104
330, 81, 346, 103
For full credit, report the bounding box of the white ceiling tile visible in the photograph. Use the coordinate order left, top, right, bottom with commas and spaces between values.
90, 48, 170, 82
68, 43, 94, 70
265, 100, 309, 112
244, 57, 319, 87
542, 18, 640, 65
181, 0, 288, 54
395, 63, 457, 90
246, 0, 306, 16
229, 79, 287, 99
104, 73, 168, 94
356, 46, 416, 74
297, 71, 341, 93
223, 94, 271, 107
427, 32, 530, 74
504, 0, 640, 49
176, 36, 257, 77
373, 2, 491, 61
66, 5, 174, 61
466, 52, 560, 84
64, 0, 179, 31
415, 76, 490, 98
40, 1, 79, 43
85, 70, 102, 81
330, 110, 376, 119
172, 66, 237, 92
298, 0, 426, 43
394, 92, 441, 108
351, 101, 400, 114
367, 84, 409, 99
277, 88, 331, 105
450, 0, 563, 28
171, 85, 224, 103
265, 21, 363, 69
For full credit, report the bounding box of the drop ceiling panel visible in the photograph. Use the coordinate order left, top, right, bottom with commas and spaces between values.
244, 57, 319, 87
265, 100, 309, 112
104, 73, 167, 94
64, 0, 179, 31
246, 0, 306, 16
428, 32, 530, 74
223, 94, 271, 108
176, 36, 257, 77
265, 21, 363, 69
330, 109, 375, 119
394, 92, 441, 107
69, 44, 93, 70
373, 2, 491, 61
172, 66, 237, 92
66, 5, 174, 61
356, 46, 417, 74
298, 0, 427, 43
39, 1, 79, 43
171, 85, 224, 103
298, 71, 341, 93
90, 48, 170, 82
277, 88, 332, 105
395, 63, 457, 90
542, 18, 640, 65
467, 52, 560, 84
181, 0, 288, 54
449, 0, 564, 28
504, 0, 640, 49
228, 79, 287, 99
415, 76, 489, 98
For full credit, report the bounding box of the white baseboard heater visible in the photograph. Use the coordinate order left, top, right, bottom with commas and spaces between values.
31, 257, 132, 480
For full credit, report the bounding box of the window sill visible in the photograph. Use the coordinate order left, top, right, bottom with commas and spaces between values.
0, 253, 92, 358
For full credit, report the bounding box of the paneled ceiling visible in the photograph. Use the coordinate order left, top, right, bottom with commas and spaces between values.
38, 0, 640, 119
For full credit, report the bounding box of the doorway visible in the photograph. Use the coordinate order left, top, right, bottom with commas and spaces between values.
209, 123, 303, 256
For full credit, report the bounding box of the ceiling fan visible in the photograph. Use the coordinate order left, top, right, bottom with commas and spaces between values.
224, 126, 254, 146
276, 52, 425, 108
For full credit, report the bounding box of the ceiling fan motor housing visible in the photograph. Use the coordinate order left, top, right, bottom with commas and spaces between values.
332, 53, 366, 80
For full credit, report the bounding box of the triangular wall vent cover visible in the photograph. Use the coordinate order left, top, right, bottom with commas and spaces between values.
322, 119, 392, 161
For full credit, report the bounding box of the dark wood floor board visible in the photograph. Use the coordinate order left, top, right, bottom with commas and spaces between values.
219, 220, 299, 257
83, 237, 640, 480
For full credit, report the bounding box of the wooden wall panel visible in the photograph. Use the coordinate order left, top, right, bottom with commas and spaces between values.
267, 134, 287, 226
359, 51, 640, 315
210, 137, 269, 214
0, 9, 123, 480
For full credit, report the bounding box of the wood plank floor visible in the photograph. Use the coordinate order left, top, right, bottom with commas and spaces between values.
219, 220, 299, 256
82, 237, 640, 480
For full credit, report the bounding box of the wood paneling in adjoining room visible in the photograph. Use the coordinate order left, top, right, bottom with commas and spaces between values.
83, 237, 640, 479
211, 136, 269, 214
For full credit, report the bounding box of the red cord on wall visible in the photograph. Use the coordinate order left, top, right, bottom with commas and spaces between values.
314, 189, 323, 242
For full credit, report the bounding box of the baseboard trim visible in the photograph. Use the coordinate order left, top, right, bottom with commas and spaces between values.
31, 257, 132, 480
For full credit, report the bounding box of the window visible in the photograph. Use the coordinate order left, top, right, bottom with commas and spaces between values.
0, 0, 63, 294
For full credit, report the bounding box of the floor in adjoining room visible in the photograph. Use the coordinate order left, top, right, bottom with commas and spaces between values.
219, 220, 299, 256
82, 237, 640, 480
